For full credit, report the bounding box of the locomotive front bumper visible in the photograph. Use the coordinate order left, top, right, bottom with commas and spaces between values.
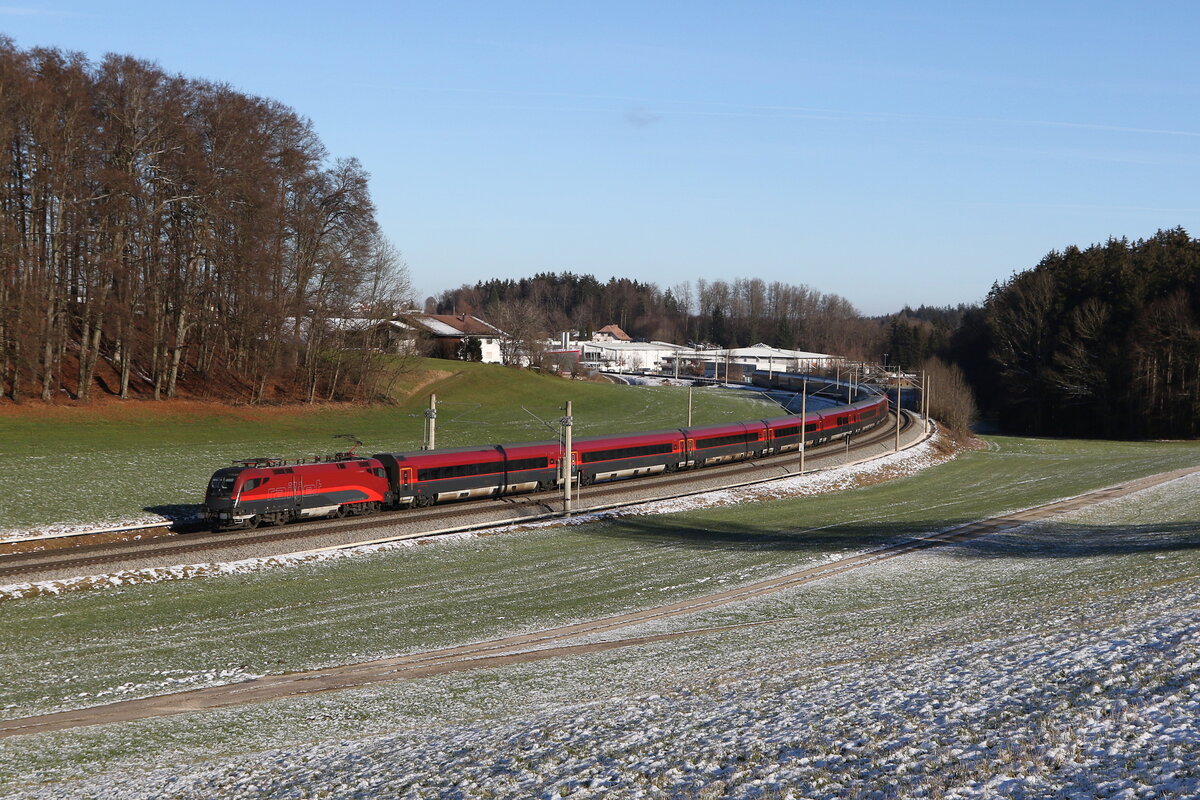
203, 499, 255, 524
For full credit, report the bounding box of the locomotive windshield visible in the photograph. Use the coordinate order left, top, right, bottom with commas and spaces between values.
207, 468, 244, 497
210, 475, 237, 493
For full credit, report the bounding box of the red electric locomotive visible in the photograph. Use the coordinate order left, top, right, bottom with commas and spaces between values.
204, 456, 390, 528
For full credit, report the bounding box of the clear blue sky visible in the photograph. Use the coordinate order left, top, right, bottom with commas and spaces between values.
5, 1, 1199, 314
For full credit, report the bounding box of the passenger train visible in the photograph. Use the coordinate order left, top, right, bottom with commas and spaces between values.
203, 381, 889, 530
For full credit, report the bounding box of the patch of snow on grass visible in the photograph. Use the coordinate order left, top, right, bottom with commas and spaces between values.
14, 582, 1200, 799
0, 515, 175, 543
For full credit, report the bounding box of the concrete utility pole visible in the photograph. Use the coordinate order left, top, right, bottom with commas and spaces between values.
687, 385, 693, 427
800, 377, 807, 475
918, 371, 924, 434
561, 400, 573, 515
923, 373, 932, 435
423, 393, 437, 450
894, 372, 902, 452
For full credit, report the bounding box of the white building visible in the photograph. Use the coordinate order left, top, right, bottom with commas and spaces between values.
664, 343, 839, 380
579, 340, 690, 372
396, 312, 507, 364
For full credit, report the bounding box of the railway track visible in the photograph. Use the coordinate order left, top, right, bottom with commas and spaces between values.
3, 460, 1194, 739
0, 411, 918, 583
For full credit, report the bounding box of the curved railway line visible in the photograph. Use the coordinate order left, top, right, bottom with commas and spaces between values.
3, 461, 1196, 739
0, 409, 919, 584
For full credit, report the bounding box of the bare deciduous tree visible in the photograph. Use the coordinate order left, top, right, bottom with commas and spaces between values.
0, 39, 406, 403
485, 299, 548, 367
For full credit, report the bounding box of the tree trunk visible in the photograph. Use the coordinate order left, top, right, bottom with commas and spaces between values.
10, 336, 21, 403
119, 342, 131, 398
165, 307, 188, 399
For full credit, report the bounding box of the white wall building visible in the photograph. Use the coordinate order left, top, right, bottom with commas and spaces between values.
397, 312, 507, 363
663, 344, 840, 380
579, 340, 689, 372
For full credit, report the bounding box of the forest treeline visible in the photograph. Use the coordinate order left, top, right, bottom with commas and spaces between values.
954, 228, 1200, 439
434, 274, 870, 359
436, 228, 1200, 440
0, 40, 408, 404
3, 42, 1194, 438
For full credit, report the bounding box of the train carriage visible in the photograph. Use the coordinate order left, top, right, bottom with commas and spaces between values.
572, 428, 685, 485
680, 421, 768, 467
762, 415, 817, 454
374, 442, 560, 507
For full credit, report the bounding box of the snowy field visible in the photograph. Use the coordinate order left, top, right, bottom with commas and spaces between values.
2, 437, 1199, 798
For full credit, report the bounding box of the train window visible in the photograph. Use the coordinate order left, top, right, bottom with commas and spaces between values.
372, 468, 386, 478
508, 457, 550, 471
418, 460, 506, 481
694, 434, 746, 449
804, 423, 817, 432
774, 426, 800, 437
581, 442, 674, 464
242, 478, 265, 491
837, 415, 850, 426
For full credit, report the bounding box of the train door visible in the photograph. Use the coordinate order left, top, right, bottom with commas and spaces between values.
548, 456, 566, 486
686, 438, 696, 467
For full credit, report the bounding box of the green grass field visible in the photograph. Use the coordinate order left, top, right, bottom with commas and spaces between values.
1, 437, 1196, 725
0, 359, 774, 532
3, 367, 1200, 792
4, 437, 1198, 795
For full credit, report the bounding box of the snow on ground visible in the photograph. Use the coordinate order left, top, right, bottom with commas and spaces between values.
0, 433, 952, 601
4, 447, 1198, 799
0, 515, 175, 544
10, 569, 1199, 799
616, 376, 696, 387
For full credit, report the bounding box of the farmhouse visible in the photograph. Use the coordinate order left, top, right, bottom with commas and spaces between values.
396, 312, 507, 363
592, 324, 633, 342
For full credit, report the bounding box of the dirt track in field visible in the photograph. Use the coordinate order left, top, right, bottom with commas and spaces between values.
2, 463, 1197, 739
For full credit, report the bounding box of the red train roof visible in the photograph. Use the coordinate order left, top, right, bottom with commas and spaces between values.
573, 429, 684, 451
378, 447, 501, 467
685, 421, 760, 438
235, 458, 382, 477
